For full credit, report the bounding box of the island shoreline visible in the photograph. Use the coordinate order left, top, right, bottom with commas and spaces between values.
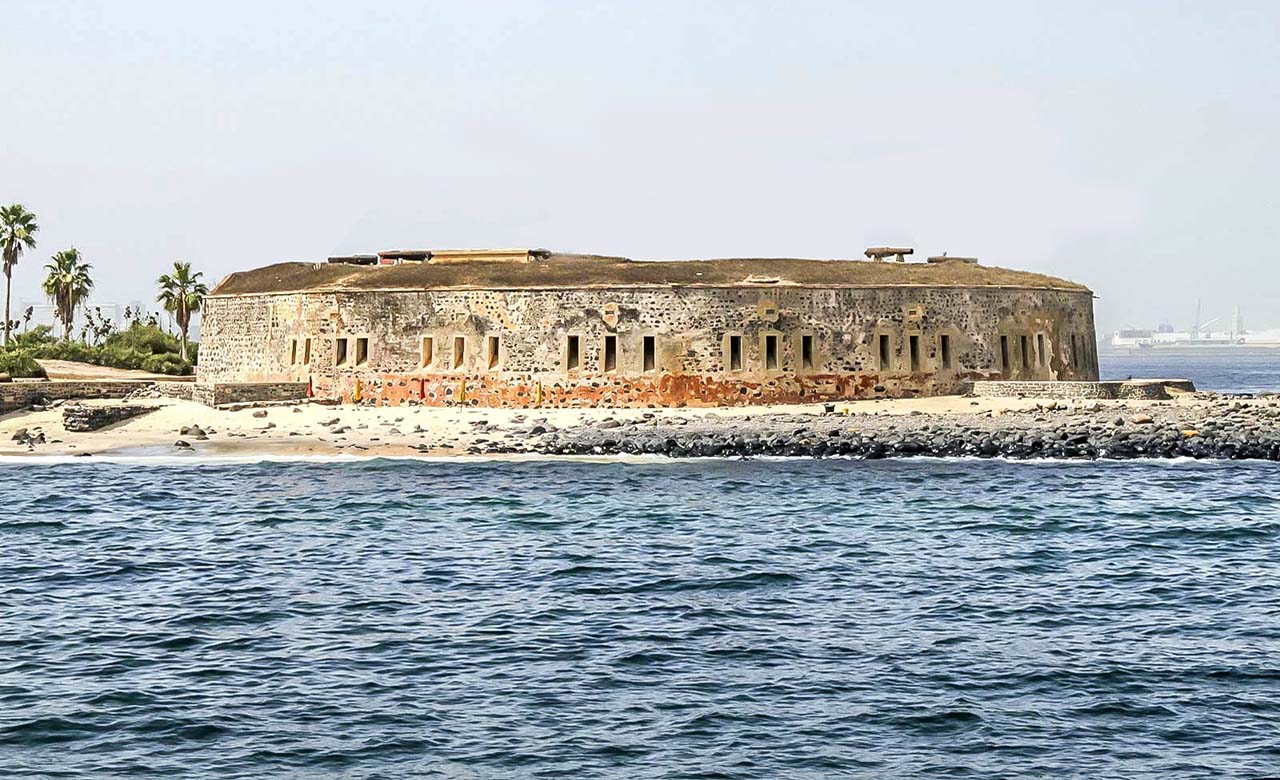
2, 392, 1278, 462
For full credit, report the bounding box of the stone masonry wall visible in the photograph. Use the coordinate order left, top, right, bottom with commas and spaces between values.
198, 284, 1098, 408
968, 379, 1195, 401
0, 381, 156, 414
151, 381, 196, 401
62, 404, 158, 431
190, 382, 310, 407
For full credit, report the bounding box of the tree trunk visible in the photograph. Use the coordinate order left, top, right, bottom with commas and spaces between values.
3, 267, 11, 346
179, 303, 189, 362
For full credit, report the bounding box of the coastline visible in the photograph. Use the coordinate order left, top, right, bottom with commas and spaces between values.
2, 392, 1278, 461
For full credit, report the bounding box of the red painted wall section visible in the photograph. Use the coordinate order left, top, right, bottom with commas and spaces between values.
320, 370, 1001, 408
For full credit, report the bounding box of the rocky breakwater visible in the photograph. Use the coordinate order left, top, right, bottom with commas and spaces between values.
471, 395, 1280, 461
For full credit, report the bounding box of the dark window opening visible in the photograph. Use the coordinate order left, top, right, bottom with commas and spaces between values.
909, 334, 920, 372
1071, 335, 1081, 370
355, 337, 369, 366
452, 336, 465, 369
1037, 333, 1046, 366
764, 334, 779, 370
728, 335, 742, 371
642, 336, 655, 372
940, 334, 952, 370
999, 335, 1010, 374
422, 336, 434, 368
566, 335, 580, 370
801, 335, 814, 370
603, 335, 617, 372
1019, 335, 1030, 368
303, 338, 311, 365
878, 334, 891, 371
289, 340, 297, 365
335, 338, 348, 366
487, 336, 500, 369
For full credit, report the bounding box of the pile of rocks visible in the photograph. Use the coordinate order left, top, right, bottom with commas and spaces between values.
10, 427, 48, 448
469, 396, 1280, 461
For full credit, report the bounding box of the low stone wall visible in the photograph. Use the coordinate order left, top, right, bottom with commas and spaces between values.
191, 382, 309, 407
0, 380, 156, 414
967, 379, 1195, 401
151, 381, 196, 401
62, 404, 158, 432
1114, 380, 1197, 400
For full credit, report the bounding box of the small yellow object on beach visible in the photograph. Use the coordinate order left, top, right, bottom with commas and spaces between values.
1182, 429, 1199, 438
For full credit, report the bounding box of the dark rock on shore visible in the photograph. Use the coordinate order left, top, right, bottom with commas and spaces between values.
471, 395, 1280, 461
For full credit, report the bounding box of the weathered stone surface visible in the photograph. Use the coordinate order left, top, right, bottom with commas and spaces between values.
198, 260, 1099, 408
62, 404, 158, 432
968, 379, 1196, 400
191, 382, 309, 407
1, 380, 158, 414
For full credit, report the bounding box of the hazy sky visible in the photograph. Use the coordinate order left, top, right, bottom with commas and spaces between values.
4, 1, 1277, 332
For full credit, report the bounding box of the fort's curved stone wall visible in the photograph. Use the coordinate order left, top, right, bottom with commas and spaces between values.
198, 282, 1098, 407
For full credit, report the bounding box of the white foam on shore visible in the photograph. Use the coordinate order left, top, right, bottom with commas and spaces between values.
0, 451, 1236, 468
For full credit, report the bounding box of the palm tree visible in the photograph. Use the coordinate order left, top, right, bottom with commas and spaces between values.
42, 248, 94, 341
156, 261, 208, 362
0, 204, 39, 346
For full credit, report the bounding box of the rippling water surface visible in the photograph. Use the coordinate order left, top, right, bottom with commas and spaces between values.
3, 458, 1280, 779
1100, 348, 1280, 394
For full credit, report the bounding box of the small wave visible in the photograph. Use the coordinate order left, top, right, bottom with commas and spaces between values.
548, 564, 615, 577
615, 571, 802, 594
0, 519, 66, 531
0, 716, 100, 746
1071, 700, 1179, 718
882, 709, 985, 734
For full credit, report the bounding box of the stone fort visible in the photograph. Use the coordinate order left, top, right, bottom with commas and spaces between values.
197, 247, 1098, 407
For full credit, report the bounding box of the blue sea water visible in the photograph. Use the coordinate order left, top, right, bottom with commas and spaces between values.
1100, 348, 1280, 394
3, 458, 1280, 779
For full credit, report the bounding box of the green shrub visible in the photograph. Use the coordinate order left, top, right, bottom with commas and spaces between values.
9, 326, 58, 349
105, 323, 184, 355
142, 353, 190, 375
0, 347, 47, 378
10, 321, 196, 376
38, 340, 96, 364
